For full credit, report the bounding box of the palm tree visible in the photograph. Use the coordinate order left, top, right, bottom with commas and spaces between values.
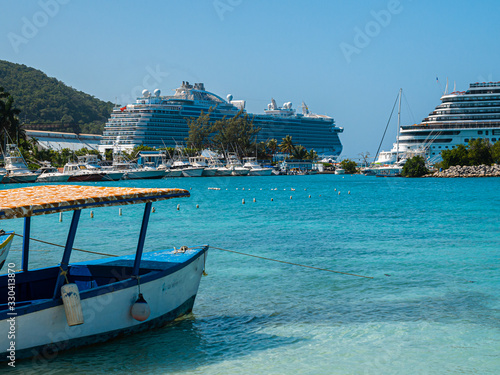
266, 138, 277, 160
307, 149, 318, 161
291, 145, 308, 160
279, 135, 294, 155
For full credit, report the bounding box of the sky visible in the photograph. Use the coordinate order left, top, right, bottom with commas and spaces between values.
1, 0, 499, 160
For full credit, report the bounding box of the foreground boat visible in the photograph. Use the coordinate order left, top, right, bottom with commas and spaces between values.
0, 231, 14, 270
0, 185, 208, 361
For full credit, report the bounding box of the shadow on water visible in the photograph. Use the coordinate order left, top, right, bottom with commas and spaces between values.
10, 313, 302, 374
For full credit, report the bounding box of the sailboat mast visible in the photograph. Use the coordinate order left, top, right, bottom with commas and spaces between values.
396, 88, 402, 162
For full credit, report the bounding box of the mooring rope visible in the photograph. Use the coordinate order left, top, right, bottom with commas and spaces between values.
12, 233, 119, 257
10, 233, 373, 279
210, 246, 373, 279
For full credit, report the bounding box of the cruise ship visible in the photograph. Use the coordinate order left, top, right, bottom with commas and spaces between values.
99, 82, 343, 158
376, 81, 500, 164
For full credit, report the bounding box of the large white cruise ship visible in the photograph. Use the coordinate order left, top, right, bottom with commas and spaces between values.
99, 82, 343, 158
376, 81, 500, 164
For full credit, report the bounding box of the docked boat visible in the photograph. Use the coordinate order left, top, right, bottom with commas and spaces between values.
0, 184, 208, 360
111, 149, 166, 180
242, 157, 273, 176
189, 156, 217, 177
63, 160, 105, 182
78, 154, 124, 181
376, 81, 500, 164
99, 82, 344, 159
334, 168, 345, 175
0, 230, 14, 270
2, 144, 39, 184
207, 157, 232, 176
226, 153, 249, 176
35, 162, 71, 183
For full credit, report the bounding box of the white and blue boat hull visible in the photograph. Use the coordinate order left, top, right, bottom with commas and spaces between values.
0, 245, 208, 360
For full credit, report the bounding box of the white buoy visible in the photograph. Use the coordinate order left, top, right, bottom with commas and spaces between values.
61, 283, 84, 326
59, 212, 63, 222
119, 208, 122, 216
131, 293, 150, 322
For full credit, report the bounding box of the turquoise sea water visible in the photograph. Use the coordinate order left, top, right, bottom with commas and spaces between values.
3, 175, 500, 375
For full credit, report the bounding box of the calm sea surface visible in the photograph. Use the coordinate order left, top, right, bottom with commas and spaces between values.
3, 175, 500, 375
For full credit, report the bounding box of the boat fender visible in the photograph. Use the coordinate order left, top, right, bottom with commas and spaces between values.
61, 283, 84, 326
131, 293, 150, 321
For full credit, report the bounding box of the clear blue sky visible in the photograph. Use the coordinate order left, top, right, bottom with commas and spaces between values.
1, 0, 499, 159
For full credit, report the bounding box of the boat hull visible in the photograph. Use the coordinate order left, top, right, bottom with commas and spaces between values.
68, 173, 104, 182
248, 168, 273, 176
125, 170, 166, 180
202, 168, 218, 177
0, 246, 207, 360
164, 169, 183, 178
2, 173, 39, 184
36, 174, 71, 183
181, 168, 204, 177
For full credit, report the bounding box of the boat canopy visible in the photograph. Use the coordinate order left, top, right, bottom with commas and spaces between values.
0, 185, 189, 220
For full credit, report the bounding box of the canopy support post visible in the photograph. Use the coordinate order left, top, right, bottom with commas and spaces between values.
132, 202, 152, 278
53, 209, 81, 299
22, 217, 31, 272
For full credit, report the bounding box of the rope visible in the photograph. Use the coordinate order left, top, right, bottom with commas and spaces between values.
12, 233, 119, 257
10, 233, 372, 279
210, 246, 373, 279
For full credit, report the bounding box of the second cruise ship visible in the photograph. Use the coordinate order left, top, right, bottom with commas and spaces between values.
376, 81, 500, 164
99, 82, 343, 158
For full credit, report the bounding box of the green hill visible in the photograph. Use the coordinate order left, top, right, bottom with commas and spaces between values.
0, 60, 113, 134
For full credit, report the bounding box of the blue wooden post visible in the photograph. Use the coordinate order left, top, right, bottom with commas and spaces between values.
132, 202, 152, 277
53, 209, 81, 299
22, 217, 31, 272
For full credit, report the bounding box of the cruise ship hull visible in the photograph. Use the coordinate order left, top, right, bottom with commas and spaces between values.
377, 82, 500, 164
99, 82, 343, 159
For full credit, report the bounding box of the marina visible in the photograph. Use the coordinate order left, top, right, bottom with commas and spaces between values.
1, 175, 499, 373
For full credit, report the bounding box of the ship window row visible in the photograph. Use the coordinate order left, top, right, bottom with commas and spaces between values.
445, 95, 500, 102
438, 102, 500, 109
400, 130, 460, 136
433, 109, 500, 115
427, 115, 500, 121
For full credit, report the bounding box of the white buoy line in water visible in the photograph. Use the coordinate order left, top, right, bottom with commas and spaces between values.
54, 187, 352, 219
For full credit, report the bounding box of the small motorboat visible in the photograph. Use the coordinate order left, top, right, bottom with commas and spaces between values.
0, 185, 208, 360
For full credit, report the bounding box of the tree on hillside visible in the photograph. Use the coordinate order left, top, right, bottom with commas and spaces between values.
0, 87, 24, 145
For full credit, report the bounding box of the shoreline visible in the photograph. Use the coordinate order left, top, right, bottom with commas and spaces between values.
425, 164, 500, 178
